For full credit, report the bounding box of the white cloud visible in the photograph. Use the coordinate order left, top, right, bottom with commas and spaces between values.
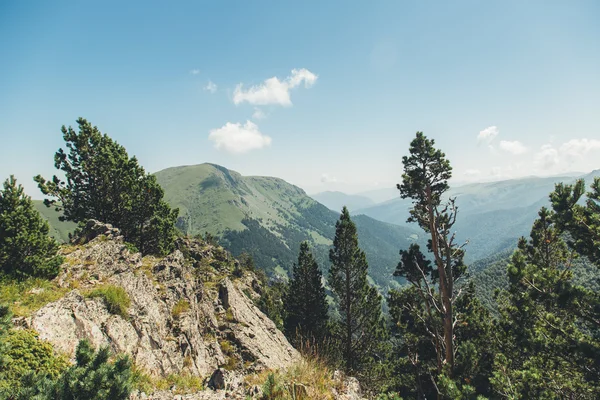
477, 126, 499, 144
533, 138, 600, 171
464, 169, 481, 177
233, 68, 318, 106
499, 140, 527, 155
320, 173, 338, 183
252, 107, 266, 120
535, 144, 560, 169
204, 80, 217, 93
208, 121, 271, 154
190, 69, 200, 75
560, 138, 600, 162
491, 166, 502, 177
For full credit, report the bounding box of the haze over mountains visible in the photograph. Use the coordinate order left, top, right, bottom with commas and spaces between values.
35, 163, 599, 293
315, 170, 600, 262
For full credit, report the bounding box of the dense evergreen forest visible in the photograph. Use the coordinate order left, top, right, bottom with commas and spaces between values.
1, 119, 600, 399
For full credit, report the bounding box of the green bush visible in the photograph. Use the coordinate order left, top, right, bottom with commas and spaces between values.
0, 329, 69, 392
6, 339, 134, 400
86, 285, 131, 318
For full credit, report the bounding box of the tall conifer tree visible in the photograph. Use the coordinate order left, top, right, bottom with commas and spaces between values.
395, 132, 465, 374
284, 241, 329, 345
329, 207, 385, 374
0, 176, 62, 278
493, 207, 600, 397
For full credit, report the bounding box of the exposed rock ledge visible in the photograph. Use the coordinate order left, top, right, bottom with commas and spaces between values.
16, 220, 364, 399
19, 220, 299, 394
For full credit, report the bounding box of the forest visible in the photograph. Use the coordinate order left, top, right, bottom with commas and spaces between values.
1, 119, 599, 399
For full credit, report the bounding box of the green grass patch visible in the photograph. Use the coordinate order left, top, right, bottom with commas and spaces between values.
0, 277, 69, 317
133, 366, 204, 395
171, 299, 191, 318
85, 285, 130, 318
219, 339, 239, 371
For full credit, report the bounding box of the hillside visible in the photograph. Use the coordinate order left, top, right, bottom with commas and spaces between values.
154, 163, 423, 288
311, 191, 375, 212
33, 200, 77, 242
355, 172, 600, 262
469, 249, 600, 314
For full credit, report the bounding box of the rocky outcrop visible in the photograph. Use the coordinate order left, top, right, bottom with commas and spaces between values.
22, 221, 298, 381
18, 221, 365, 399
217, 278, 297, 370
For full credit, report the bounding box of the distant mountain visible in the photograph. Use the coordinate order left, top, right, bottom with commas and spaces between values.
355, 172, 600, 263
311, 191, 375, 212
154, 163, 423, 289
33, 201, 76, 243
355, 187, 399, 204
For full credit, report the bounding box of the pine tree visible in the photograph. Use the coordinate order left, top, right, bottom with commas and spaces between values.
34, 118, 178, 256
395, 132, 466, 375
551, 177, 600, 263
284, 241, 329, 345
492, 207, 600, 398
7, 340, 133, 400
0, 176, 62, 278
329, 207, 386, 375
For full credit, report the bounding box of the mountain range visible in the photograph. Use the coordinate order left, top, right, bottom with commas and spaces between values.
36, 163, 423, 291
34, 164, 600, 295
316, 171, 600, 262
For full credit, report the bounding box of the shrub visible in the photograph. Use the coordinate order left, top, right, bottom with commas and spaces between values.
25, 340, 133, 400
0, 329, 69, 391
86, 285, 130, 318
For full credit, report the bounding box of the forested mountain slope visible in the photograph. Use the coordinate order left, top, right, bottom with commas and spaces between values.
154, 163, 423, 288
33, 200, 76, 242
355, 172, 600, 262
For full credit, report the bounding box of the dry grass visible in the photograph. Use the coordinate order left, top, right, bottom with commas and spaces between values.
132, 366, 204, 395
245, 357, 340, 400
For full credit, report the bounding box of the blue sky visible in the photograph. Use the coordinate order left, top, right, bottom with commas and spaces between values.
1, 1, 599, 197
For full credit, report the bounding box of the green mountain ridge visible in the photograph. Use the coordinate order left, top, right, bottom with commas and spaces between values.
154, 163, 423, 289
355, 171, 600, 262
32, 201, 77, 243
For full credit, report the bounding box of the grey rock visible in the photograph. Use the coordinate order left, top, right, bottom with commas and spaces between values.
208, 368, 226, 390
25, 223, 297, 382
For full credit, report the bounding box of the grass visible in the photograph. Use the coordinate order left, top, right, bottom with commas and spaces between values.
225, 308, 235, 322
171, 299, 191, 318
85, 284, 131, 318
245, 358, 340, 400
0, 277, 69, 317
219, 339, 239, 371
132, 366, 204, 395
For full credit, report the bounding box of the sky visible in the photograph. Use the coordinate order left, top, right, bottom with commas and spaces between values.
1, 1, 599, 197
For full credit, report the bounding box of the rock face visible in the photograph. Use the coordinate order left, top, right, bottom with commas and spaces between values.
218, 278, 297, 370
22, 220, 299, 380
